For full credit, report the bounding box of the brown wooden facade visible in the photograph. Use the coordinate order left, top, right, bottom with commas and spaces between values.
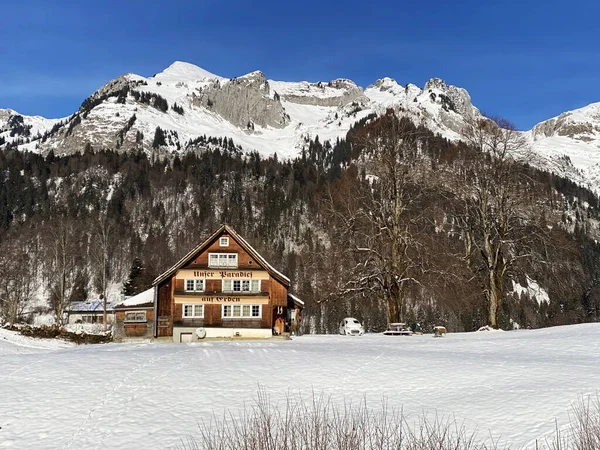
152, 224, 300, 342
114, 303, 155, 340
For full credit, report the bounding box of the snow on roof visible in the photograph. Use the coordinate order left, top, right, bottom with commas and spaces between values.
287, 293, 304, 306
115, 288, 154, 307
67, 300, 115, 312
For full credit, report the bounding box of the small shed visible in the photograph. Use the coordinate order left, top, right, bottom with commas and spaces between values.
113, 289, 155, 341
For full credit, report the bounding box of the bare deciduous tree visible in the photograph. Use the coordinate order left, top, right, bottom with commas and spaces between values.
0, 238, 36, 326
44, 218, 80, 327
455, 117, 538, 328
329, 112, 430, 326
89, 215, 112, 332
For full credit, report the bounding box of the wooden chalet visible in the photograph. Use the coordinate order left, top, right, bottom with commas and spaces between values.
115, 224, 303, 342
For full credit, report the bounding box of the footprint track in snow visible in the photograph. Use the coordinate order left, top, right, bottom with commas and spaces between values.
61, 346, 197, 450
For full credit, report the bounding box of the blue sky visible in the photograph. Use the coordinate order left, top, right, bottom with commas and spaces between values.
1, 0, 599, 130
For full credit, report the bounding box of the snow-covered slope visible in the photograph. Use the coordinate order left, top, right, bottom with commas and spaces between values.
527, 102, 600, 192
2, 60, 600, 191
0, 108, 64, 147
0, 327, 73, 354
153, 60, 225, 83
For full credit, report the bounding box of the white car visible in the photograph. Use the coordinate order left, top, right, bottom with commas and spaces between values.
339, 317, 364, 336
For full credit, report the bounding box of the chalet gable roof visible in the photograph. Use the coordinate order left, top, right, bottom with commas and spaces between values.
153, 224, 290, 287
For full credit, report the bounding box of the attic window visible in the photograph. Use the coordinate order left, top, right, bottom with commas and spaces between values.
220, 237, 229, 247
209, 253, 238, 268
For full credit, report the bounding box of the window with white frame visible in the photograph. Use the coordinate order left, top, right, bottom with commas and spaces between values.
183, 304, 204, 318
185, 279, 205, 292
124, 311, 147, 323
208, 253, 238, 268
222, 304, 261, 318
219, 237, 229, 247
222, 279, 260, 293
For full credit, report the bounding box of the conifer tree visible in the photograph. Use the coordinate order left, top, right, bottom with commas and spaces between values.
152, 127, 166, 149
123, 257, 153, 296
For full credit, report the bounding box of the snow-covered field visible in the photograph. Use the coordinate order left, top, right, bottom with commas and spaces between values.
1, 324, 599, 449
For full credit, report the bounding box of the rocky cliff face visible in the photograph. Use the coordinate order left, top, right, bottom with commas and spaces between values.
193, 71, 290, 130
527, 102, 600, 193
423, 78, 475, 120
277, 78, 367, 107
363, 76, 479, 138
532, 103, 600, 142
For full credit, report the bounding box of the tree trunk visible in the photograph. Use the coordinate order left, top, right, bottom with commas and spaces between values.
103, 294, 107, 333
386, 292, 400, 327
8, 300, 18, 327
488, 269, 501, 328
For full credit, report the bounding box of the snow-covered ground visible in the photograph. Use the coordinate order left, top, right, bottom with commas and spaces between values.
0, 324, 599, 449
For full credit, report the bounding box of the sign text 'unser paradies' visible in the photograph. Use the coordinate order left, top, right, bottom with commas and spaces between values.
193, 270, 253, 279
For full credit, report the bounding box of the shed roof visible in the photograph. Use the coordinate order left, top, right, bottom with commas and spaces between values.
67, 300, 115, 313
114, 288, 154, 308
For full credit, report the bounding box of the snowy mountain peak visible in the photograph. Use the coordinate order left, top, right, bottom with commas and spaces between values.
239, 70, 265, 80
0, 108, 17, 118
527, 102, 600, 192
154, 61, 224, 82
423, 77, 448, 91
421, 78, 475, 119
531, 102, 600, 141
3, 61, 600, 193
0, 108, 64, 146
369, 77, 401, 90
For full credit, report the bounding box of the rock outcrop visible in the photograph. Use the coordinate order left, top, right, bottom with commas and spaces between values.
281, 79, 367, 107
193, 71, 290, 129
424, 78, 475, 121
532, 111, 600, 141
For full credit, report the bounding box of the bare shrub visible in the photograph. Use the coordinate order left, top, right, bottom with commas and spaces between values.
176, 391, 600, 450
568, 394, 600, 450
176, 388, 498, 450
502, 394, 600, 450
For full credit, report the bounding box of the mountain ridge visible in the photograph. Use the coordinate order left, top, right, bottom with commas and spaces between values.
2, 60, 600, 192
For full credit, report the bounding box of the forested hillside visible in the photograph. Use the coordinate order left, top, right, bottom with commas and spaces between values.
1, 112, 600, 332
